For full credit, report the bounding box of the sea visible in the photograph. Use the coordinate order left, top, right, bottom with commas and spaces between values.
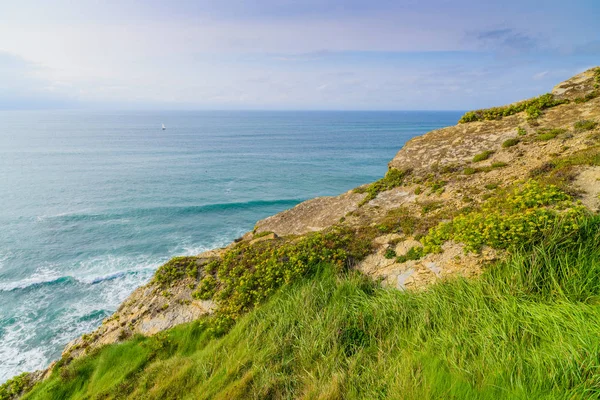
0, 110, 461, 382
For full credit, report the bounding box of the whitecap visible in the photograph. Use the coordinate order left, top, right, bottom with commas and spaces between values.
0, 266, 63, 292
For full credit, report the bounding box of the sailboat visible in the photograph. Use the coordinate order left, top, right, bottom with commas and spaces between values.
162, 123, 166, 130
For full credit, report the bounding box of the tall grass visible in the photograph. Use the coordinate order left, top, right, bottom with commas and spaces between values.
24, 216, 600, 399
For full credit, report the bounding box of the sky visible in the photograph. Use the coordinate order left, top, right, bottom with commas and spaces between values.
0, 0, 599, 110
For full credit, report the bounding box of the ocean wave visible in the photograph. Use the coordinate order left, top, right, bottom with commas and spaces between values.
37, 199, 303, 223
0, 268, 155, 292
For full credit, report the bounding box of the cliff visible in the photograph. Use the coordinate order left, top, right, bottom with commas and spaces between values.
61, 66, 600, 358
4, 67, 600, 399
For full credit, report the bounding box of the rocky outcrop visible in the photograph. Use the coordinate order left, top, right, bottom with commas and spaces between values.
62, 249, 223, 359
253, 190, 366, 236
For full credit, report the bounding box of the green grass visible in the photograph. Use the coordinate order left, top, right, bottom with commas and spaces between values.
574, 120, 598, 132
21, 215, 600, 399
472, 150, 494, 163
535, 128, 567, 141
502, 138, 520, 148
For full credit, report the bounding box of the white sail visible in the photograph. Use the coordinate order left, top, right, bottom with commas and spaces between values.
162, 124, 166, 130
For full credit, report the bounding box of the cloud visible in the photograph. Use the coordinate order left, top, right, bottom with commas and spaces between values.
469, 28, 538, 54
0, 52, 78, 109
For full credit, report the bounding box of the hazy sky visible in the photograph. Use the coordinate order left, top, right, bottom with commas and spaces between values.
1, 0, 599, 110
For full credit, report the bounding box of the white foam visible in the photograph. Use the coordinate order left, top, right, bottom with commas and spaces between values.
0, 234, 247, 382
0, 304, 50, 383
0, 266, 62, 292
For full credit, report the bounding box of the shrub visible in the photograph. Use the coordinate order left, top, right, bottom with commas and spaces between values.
463, 167, 477, 175
208, 224, 375, 330
517, 127, 527, 136
193, 275, 218, 300
458, 93, 567, 123
154, 257, 199, 286
396, 246, 424, 263
472, 150, 494, 163
422, 180, 588, 253
384, 248, 397, 259
529, 162, 556, 177
502, 138, 520, 148
426, 179, 447, 195
0, 373, 33, 400
574, 120, 597, 132
526, 105, 542, 119
490, 162, 508, 168
535, 128, 566, 141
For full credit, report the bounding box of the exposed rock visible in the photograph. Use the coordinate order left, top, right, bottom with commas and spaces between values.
574, 166, 600, 212
250, 232, 278, 244
254, 190, 365, 236
552, 68, 598, 100
357, 237, 498, 290
62, 250, 221, 359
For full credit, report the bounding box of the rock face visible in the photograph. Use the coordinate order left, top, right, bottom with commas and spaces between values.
254, 190, 366, 236
54, 67, 600, 369
389, 69, 599, 175
552, 68, 599, 100
62, 250, 222, 359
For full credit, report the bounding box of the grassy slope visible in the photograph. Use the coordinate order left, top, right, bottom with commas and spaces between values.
23, 216, 600, 399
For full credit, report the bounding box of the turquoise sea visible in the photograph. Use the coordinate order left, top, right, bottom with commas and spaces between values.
0, 110, 461, 382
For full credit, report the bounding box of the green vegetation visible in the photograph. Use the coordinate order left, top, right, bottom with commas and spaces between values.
517, 127, 527, 136
535, 128, 566, 141
502, 138, 520, 148
458, 93, 568, 123
527, 146, 600, 194
374, 206, 438, 237
395, 246, 424, 263
573, 68, 600, 103
252, 230, 274, 239
0, 373, 33, 400
383, 248, 396, 259
574, 119, 598, 132
204, 225, 374, 331
425, 179, 446, 195
354, 168, 411, 205
420, 200, 443, 214
490, 161, 507, 168
463, 161, 508, 176
422, 180, 588, 253
22, 215, 600, 399
472, 150, 494, 163
154, 256, 199, 286
192, 275, 218, 300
